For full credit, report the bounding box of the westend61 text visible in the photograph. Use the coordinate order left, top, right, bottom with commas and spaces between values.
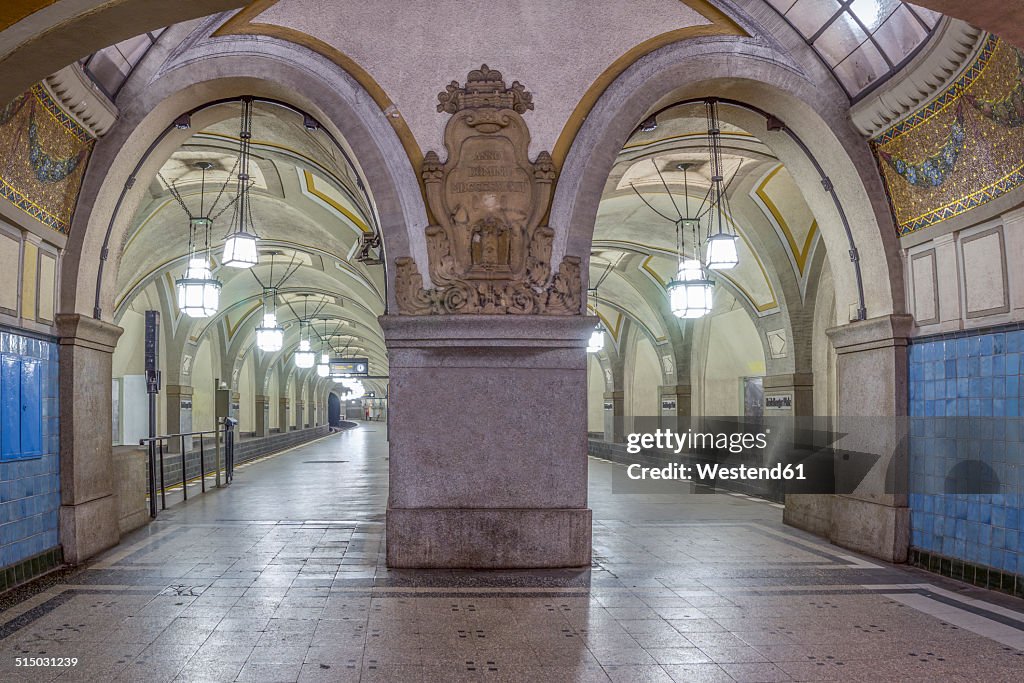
626, 462, 806, 481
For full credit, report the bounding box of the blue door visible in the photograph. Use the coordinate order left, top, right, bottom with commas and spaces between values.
20, 358, 42, 457
1, 354, 21, 458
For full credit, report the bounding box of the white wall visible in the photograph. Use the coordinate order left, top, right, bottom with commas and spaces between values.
191, 339, 215, 431
702, 308, 766, 416
268, 369, 280, 430
625, 332, 660, 420
238, 352, 254, 433
587, 355, 604, 433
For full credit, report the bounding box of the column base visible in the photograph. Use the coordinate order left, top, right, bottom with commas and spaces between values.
59, 495, 119, 564
387, 507, 592, 569
829, 495, 909, 563
785, 494, 909, 563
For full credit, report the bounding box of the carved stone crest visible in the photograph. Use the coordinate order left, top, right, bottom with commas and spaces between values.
395, 65, 581, 315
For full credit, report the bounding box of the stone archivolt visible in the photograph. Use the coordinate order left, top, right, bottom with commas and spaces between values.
396, 65, 581, 315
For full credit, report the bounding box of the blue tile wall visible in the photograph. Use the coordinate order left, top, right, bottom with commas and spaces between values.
0, 330, 59, 570
909, 329, 1024, 577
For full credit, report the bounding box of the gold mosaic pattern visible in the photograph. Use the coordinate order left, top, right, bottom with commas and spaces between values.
872, 38, 1024, 236
0, 84, 94, 234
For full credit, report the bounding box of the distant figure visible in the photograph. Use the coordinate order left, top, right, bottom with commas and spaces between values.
365, 405, 370, 421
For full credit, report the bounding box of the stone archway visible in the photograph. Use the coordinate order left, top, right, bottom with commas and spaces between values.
54, 33, 425, 565
551, 37, 913, 563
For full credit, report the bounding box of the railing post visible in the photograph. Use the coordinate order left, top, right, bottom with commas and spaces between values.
215, 420, 223, 488
180, 435, 188, 501
159, 439, 167, 511
146, 439, 157, 518
199, 435, 206, 493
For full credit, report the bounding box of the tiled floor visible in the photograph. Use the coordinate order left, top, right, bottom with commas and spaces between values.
2, 424, 1024, 681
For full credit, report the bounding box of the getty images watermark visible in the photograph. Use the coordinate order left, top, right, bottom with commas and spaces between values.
599, 416, 961, 496
622, 427, 806, 484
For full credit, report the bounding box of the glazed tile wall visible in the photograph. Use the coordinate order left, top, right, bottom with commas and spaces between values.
0, 329, 59, 570
909, 329, 1024, 577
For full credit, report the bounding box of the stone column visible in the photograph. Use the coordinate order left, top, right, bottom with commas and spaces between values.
658, 384, 691, 419
762, 373, 813, 416
254, 394, 270, 437
294, 399, 304, 431
602, 390, 624, 443
164, 384, 193, 451
278, 397, 289, 433
784, 315, 912, 562
56, 314, 124, 564
381, 315, 593, 569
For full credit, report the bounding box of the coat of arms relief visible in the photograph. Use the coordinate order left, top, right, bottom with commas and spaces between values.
395, 65, 582, 315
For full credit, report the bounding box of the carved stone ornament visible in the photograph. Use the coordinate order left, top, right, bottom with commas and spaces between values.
395, 65, 582, 315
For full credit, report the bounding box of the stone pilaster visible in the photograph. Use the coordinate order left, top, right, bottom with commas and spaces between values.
294, 399, 304, 431
658, 384, 692, 419
254, 394, 270, 437
164, 384, 193, 452
56, 314, 124, 564
784, 315, 912, 562
602, 391, 625, 443
762, 373, 813, 416
381, 315, 593, 569
278, 397, 289, 434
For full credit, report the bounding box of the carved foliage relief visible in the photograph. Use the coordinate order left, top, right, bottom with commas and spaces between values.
395, 66, 581, 314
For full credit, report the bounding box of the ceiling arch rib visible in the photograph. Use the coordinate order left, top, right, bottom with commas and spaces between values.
114, 98, 389, 390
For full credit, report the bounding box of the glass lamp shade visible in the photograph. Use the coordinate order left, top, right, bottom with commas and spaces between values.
668, 259, 714, 319
704, 233, 739, 270
175, 258, 221, 318
255, 313, 283, 352
587, 325, 605, 353
677, 258, 704, 283
294, 338, 315, 368
222, 231, 259, 268
316, 353, 330, 377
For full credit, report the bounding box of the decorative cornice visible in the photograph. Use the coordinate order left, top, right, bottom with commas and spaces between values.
851, 19, 987, 138
42, 63, 118, 137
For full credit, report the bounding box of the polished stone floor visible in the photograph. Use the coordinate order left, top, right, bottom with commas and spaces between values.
2, 424, 1024, 681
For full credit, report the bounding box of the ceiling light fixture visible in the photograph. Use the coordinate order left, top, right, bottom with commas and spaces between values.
222, 97, 260, 268
255, 287, 283, 352
171, 162, 221, 318
702, 99, 739, 271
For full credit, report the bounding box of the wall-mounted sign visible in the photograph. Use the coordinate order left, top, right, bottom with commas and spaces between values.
661, 399, 677, 411
603, 401, 613, 410
331, 357, 369, 376
180, 400, 192, 410
765, 394, 793, 410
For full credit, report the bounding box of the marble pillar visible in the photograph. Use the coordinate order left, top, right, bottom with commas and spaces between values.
164, 384, 193, 451
294, 399, 304, 431
254, 394, 270, 437
278, 397, 289, 433
603, 391, 625, 443
658, 384, 692, 420
784, 315, 912, 562
381, 315, 594, 569
56, 314, 124, 564
762, 373, 813, 416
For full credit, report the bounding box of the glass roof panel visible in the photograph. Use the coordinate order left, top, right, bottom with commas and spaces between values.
79, 28, 165, 100
770, 0, 942, 99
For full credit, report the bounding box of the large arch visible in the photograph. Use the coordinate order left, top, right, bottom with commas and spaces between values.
62, 28, 427, 321
550, 37, 904, 322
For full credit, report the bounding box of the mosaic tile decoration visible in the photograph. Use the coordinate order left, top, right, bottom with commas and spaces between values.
872, 37, 1024, 236
0, 330, 60, 571
909, 328, 1024, 578
0, 84, 94, 234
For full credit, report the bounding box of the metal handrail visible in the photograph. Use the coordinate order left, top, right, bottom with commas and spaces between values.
140, 418, 235, 517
